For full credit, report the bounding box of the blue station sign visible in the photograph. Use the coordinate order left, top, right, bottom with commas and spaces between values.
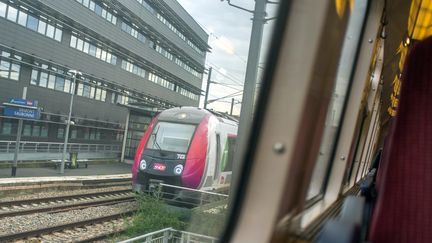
8, 98, 38, 107
3, 98, 40, 120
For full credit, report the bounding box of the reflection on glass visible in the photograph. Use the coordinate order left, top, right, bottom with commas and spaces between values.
146, 122, 195, 153
6, 6, 17, 22
0, 2, 6, 18
26, 15, 39, 31
17, 11, 27, 26
306, 0, 369, 200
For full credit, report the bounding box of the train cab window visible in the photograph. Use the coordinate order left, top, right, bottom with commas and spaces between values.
146, 122, 195, 153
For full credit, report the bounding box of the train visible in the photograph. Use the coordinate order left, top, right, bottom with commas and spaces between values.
132, 106, 238, 199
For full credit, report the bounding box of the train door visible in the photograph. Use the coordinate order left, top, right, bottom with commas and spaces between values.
213, 133, 222, 185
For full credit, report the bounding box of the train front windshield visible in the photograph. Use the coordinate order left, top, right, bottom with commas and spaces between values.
146, 122, 196, 153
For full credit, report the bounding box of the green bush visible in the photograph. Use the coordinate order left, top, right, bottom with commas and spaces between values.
121, 194, 228, 239
123, 194, 189, 237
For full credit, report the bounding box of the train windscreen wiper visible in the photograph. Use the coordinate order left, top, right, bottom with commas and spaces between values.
151, 125, 162, 151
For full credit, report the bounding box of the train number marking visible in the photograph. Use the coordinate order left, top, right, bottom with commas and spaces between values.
177, 154, 186, 159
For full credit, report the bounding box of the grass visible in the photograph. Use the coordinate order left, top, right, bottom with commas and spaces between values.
116, 193, 228, 240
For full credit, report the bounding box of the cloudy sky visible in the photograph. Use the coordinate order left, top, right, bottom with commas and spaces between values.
176, 0, 279, 115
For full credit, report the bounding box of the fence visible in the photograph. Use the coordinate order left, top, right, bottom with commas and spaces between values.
0, 140, 121, 153
118, 228, 219, 243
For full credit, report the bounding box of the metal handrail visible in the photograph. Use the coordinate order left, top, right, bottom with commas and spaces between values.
118, 228, 218, 243
159, 183, 229, 197
0, 140, 121, 153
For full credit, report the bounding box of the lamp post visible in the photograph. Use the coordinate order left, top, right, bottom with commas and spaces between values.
60, 70, 81, 174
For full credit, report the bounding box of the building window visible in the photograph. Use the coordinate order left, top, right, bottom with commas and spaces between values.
121, 60, 146, 78
148, 72, 175, 91
1, 121, 12, 135
0, 51, 21, 81
121, 21, 146, 43
0, 2, 6, 18
6, 5, 17, 22
76, 0, 117, 25
57, 128, 64, 139
22, 123, 31, 136
70, 34, 117, 65
17, 10, 27, 26
71, 129, 77, 139
1, 3, 62, 42
32, 125, 40, 136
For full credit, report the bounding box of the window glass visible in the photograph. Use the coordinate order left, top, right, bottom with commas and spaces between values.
83, 84, 91, 97
40, 126, 48, 137
89, 44, 96, 56
6, 5, 18, 22
71, 129, 77, 139
10, 63, 20, 80
89, 1, 95, 11
37, 20, 47, 34
2, 122, 12, 135
306, 0, 368, 200
64, 78, 71, 93
23, 124, 31, 136
83, 0, 90, 8
39, 72, 48, 87
95, 4, 102, 15
17, 11, 27, 26
76, 38, 83, 51
0, 2, 6, 18
0, 60, 10, 78
46, 24, 55, 38
57, 128, 64, 139
222, 136, 236, 172
70, 35, 77, 48
55, 76, 65, 91
47, 74, 56, 89
26, 15, 39, 31
32, 125, 40, 136
146, 122, 195, 153
54, 28, 62, 42
30, 69, 39, 85
83, 42, 90, 54
77, 83, 84, 96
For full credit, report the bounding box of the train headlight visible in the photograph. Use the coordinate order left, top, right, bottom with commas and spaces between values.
174, 164, 183, 175
140, 159, 147, 170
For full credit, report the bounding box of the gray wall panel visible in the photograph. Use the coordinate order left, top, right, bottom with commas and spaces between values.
0, 18, 198, 107
118, 0, 207, 63
38, 0, 204, 88
164, 0, 208, 40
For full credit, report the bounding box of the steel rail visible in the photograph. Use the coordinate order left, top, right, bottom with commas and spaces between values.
0, 196, 135, 218
0, 188, 132, 207
0, 210, 136, 242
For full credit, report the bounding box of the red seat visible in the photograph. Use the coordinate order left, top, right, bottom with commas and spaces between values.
369, 36, 432, 242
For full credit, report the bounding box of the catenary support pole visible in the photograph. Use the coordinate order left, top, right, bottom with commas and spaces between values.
60, 72, 78, 174
204, 67, 212, 109
230, 0, 267, 200
120, 111, 130, 162
11, 86, 27, 177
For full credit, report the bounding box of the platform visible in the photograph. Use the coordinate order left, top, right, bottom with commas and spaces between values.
0, 163, 132, 179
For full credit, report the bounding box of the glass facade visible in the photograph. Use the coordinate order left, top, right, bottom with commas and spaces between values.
70, 34, 117, 65
0, 2, 62, 42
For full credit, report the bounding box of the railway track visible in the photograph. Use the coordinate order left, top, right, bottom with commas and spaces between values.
0, 211, 135, 242
0, 188, 134, 218
0, 188, 138, 242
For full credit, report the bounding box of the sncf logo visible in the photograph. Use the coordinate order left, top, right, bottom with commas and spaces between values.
153, 163, 166, 171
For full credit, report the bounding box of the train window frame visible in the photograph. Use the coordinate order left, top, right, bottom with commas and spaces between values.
304, 0, 371, 207
221, 0, 388, 241
222, 0, 356, 242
